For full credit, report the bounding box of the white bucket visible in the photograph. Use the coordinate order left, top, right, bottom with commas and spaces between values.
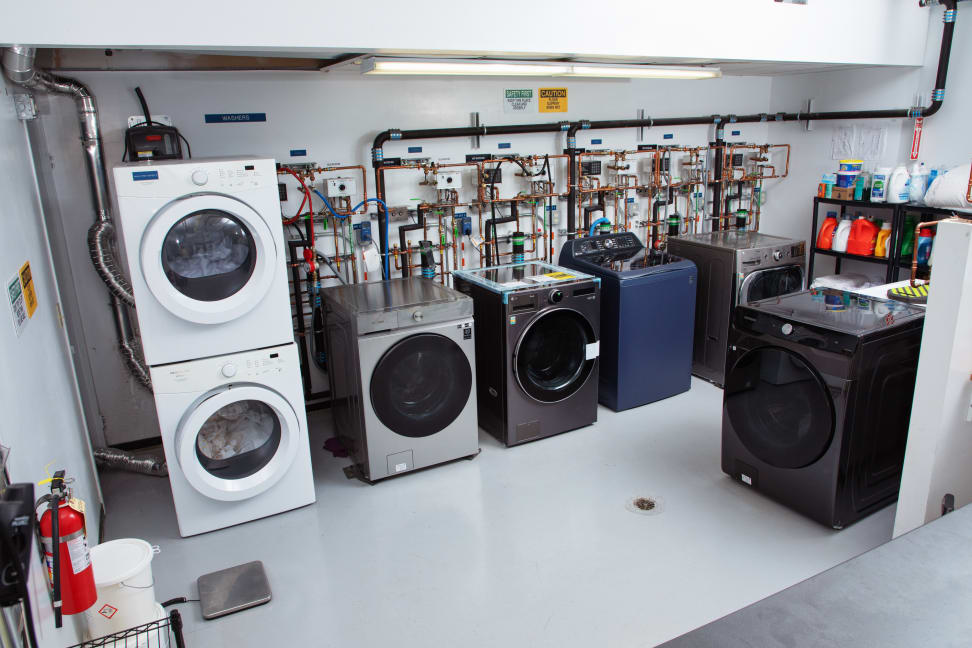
84, 539, 159, 639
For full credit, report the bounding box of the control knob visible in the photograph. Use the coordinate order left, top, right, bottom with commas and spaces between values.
773, 250, 784, 261
221, 363, 238, 378
412, 310, 424, 321
191, 169, 209, 186
549, 290, 564, 304
781, 323, 793, 336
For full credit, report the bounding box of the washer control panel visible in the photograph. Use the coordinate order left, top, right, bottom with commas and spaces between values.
573, 233, 641, 256
150, 345, 293, 392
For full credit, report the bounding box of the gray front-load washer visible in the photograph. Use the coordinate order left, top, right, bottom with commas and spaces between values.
323, 278, 479, 481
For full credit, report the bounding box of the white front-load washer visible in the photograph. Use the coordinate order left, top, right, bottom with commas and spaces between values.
151, 342, 315, 536
113, 157, 293, 365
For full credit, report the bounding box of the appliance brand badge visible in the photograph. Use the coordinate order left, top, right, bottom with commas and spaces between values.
132, 170, 159, 182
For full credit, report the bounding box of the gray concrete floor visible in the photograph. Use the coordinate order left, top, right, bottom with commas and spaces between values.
99, 378, 895, 648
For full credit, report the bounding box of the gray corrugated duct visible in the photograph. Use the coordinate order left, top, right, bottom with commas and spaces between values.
2, 46, 151, 390
93, 447, 167, 477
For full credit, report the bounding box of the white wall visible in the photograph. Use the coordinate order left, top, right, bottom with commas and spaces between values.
0, 78, 101, 647
0, 0, 929, 66
894, 220, 972, 537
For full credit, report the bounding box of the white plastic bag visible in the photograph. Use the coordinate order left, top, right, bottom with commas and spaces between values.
923, 163, 972, 212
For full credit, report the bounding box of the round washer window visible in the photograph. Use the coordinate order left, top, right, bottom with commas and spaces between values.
515, 309, 596, 403
162, 209, 257, 302
370, 333, 472, 438
195, 399, 281, 479
725, 347, 834, 469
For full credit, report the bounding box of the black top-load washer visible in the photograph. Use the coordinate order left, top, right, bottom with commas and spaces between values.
453, 261, 601, 446
723, 289, 925, 529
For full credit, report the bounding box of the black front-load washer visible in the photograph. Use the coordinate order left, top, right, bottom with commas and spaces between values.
723, 289, 925, 529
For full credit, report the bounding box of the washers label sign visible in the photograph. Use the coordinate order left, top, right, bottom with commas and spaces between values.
503, 89, 534, 114
539, 88, 568, 113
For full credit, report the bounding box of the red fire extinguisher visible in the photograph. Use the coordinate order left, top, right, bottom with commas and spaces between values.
36, 470, 97, 627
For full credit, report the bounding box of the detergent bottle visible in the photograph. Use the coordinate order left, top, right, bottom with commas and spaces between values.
846, 214, 879, 256
887, 164, 910, 204
816, 211, 839, 250
832, 213, 853, 253
870, 167, 891, 203
900, 216, 917, 257
874, 221, 892, 258
916, 228, 935, 266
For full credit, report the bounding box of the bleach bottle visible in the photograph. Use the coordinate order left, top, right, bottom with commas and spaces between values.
887, 164, 910, 204
832, 213, 853, 253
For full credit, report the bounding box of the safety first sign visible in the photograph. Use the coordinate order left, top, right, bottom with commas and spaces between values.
7, 261, 38, 336
539, 87, 568, 113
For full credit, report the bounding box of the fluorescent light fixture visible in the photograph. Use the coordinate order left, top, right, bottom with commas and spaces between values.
567, 64, 721, 80
362, 58, 570, 76
360, 57, 720, 79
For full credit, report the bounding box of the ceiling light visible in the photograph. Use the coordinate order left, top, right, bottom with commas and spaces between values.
362, 58, 571, 76
567, 65, 721, 80
359, 58, 720, 79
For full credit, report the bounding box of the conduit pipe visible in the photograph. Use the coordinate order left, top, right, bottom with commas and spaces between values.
370, 0, 958, 248
2, 46, 151, 390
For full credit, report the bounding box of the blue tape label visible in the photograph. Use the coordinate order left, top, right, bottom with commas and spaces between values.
663, 133, 674, 140
289, 149, 307, 157
132, 170, 159, 181
498, 142, 512, 149
204, 112, 267, 124
627, 197, 635, 203
731, 130, 741, 136
546, 205, 557, 211
407, 146, 423, 153
591, 139, 602, 145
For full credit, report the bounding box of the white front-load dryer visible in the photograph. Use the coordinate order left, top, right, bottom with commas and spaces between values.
113, 157, 293, 365
151, 343, 315, 536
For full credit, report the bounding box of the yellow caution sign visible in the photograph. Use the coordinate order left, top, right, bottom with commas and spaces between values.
19, 261, 37, 318
543, 271, 575, 280
539, 87, 568, 113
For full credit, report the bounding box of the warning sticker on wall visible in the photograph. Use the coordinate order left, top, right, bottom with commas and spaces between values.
539, 87, 568, 113
503, 89, 534, 114
19, 262, 37, 318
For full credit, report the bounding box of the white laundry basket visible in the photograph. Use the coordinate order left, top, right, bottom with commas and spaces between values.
84, 538, 159, 639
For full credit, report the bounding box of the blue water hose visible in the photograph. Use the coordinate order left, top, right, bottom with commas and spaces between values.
588, 217, 611, 237
310, 190, 390, 279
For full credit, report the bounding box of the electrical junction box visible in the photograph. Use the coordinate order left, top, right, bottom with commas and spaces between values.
353, 221, 372, 243
482, 168, 502, 184
437, 171, 462, 189
325, 177, 357, 198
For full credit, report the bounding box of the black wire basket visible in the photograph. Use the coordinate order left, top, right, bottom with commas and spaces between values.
67, 609, 186, 648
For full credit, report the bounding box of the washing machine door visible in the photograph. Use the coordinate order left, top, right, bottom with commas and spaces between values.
175, 385, 300, 501
369, 333, 473, 438
725, 346, 835, 469
514, 308, 597, 403
738, 265, 804, 305
140, 193, 278, 324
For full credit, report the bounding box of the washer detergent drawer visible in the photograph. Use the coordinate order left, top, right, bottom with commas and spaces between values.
174, 384, 300, 501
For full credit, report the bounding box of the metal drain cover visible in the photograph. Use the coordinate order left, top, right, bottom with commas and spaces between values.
626, 495, 664, 516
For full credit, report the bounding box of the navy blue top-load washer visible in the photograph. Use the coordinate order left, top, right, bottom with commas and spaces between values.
559, 232, 697, 411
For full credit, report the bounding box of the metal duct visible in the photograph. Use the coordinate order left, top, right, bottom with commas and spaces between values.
92, 447, 168, 477
2, 46, 150, 389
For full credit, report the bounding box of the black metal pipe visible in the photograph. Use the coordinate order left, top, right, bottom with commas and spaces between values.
399, 206, 426, 277
484, 215, 518, 266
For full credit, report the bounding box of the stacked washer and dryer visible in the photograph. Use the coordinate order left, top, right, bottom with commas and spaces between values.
113, 157, 315, 536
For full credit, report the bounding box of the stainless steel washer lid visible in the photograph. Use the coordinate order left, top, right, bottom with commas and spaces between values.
672, 231, 803, 251
322, 278, 472, 333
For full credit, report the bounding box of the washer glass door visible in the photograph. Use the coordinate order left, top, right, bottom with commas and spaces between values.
515, 309, 597, 403
370, 333, 473, 438
725, 346, 835, 469
739, 265, 804, 305
176, 385, 300, 501
141, 194, 277, 324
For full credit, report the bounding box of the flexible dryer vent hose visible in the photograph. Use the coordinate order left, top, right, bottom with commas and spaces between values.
93, 448, 168, 477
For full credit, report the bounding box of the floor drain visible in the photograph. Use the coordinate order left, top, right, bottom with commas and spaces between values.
626, 495, 664, 516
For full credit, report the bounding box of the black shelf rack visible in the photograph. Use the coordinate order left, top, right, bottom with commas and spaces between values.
808, 197, 960, 284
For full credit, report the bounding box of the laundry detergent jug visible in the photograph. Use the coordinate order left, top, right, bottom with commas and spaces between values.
900, 216, 917, 257
874, 221, 892, 258
846, 216, 880, 256
887, 164, 910, 204
832, 215, 852, 253
816, 212, 839, 250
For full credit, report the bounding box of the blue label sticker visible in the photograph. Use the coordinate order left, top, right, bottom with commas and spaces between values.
663, 133, 674, 140
731, 130, 741, 136
498, 142, 512, 149
204, 113, 267, 124
455, 212, 467, 218
546, 205, 557, 211
591, 139, 602, 145
289, 149, 307, 157
132, 170, 159, 181
407, 146, 423, 153
627, 197, 635, 203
